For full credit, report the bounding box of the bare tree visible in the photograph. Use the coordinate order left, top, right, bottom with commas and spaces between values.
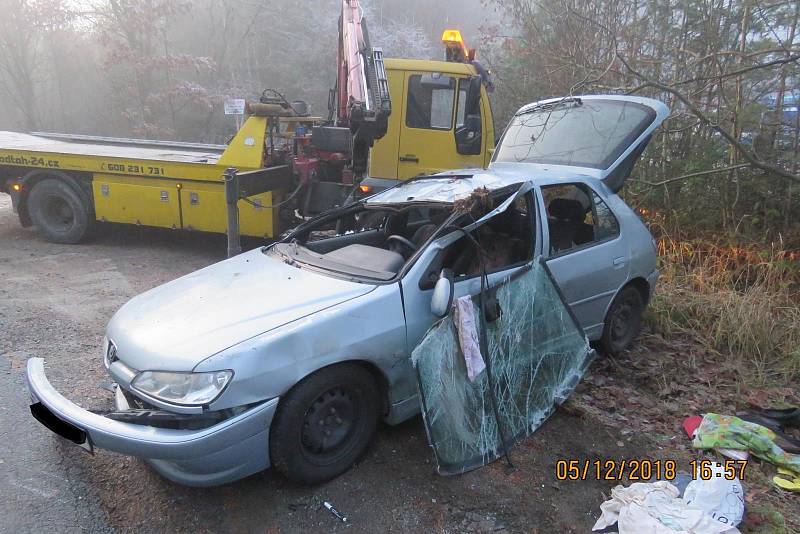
486, 0, 800, 237
0, 0, 71, 130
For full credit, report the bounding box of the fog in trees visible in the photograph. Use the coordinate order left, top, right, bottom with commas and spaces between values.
0, 0, 797, 240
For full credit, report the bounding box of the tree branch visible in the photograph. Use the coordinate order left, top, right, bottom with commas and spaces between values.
674, 53, 800, 86
630, 164, 752, 188
616, 52, 800, 184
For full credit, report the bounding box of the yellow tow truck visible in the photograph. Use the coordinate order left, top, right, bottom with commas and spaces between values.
0, 24, 495, 244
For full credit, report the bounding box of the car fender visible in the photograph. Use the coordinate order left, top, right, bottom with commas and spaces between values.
196, 282, 408, 412
590, 188, 657, 326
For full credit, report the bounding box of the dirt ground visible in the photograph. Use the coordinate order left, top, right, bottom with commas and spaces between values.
1, 193, 796, 533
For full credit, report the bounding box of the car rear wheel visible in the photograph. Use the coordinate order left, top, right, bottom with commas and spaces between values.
27, 178, 92, 244
269, 363, 380, 485
599, 286, 644, 356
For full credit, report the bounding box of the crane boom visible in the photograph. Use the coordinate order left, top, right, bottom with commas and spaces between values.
334, 0, 391, 178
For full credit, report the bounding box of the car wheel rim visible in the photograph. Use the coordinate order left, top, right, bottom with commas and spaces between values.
43, 195, 74, 231
610, 297, 636, 346
301, 387, 359, 458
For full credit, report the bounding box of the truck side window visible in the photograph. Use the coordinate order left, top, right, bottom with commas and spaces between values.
456, 84, 468, 128
405, 74, 455, 130
542, 184, 620, 255
455, 78, 482, 155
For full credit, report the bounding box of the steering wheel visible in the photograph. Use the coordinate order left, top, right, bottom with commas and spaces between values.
386, 234, 418, 254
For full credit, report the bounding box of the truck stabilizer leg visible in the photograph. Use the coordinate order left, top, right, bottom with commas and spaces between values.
224, 167, 242, 258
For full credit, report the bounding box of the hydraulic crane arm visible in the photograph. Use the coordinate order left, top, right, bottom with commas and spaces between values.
334, 0, 391, 178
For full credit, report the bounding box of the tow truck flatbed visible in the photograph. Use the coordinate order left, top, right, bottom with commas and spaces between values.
0, 115, 294, 238
1, 131, 224, 164
0, 115, 282, 182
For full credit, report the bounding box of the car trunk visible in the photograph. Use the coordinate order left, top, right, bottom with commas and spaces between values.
490, 95, 669, 193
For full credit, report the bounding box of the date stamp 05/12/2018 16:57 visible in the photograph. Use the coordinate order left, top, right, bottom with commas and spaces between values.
555, 459, 748, 482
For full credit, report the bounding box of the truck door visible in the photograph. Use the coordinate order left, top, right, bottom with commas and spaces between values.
369, 67, 405, 180
397, 72, 484, 179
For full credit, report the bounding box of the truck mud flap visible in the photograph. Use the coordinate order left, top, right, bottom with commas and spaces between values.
411, 258, 594, 475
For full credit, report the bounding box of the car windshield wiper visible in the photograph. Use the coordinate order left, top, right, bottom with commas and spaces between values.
515, 97, 582, 117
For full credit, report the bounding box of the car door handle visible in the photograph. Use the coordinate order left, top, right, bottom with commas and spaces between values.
399, 155, 419, 163
612, 256, 627, 268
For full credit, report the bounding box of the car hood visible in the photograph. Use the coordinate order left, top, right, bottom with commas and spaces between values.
106, 248, 376, 371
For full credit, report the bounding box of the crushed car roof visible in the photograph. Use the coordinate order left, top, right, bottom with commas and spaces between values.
365, 167, 605, 205
365, 173, 520, 204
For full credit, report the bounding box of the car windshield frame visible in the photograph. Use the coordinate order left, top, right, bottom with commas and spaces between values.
492, 98, 656, 170
267, 201, 460, 284
266, 181, 532, 284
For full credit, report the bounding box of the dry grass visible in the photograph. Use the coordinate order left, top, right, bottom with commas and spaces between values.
646, 235, 800, 386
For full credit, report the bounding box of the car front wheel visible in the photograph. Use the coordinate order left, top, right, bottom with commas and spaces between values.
269, 363, 380, 484
599, 285, 644, 356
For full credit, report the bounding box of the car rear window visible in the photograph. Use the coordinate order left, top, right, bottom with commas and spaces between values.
493, 99, 655, 169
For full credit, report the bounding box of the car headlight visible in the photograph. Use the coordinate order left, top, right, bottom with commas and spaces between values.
131, 370, 233, 406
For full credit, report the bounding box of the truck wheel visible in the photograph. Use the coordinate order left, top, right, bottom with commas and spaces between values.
270, 363, 380, 485
27, 179, 91, 244
599, 286, 644, 356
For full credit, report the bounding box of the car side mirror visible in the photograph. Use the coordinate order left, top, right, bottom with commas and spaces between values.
430, 269, 454, 318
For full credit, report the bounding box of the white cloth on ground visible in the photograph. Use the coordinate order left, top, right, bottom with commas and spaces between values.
683, 463, 744, 528
592, 480, 741, 534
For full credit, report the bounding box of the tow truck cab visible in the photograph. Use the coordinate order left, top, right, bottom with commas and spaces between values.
367, 58, 494, 187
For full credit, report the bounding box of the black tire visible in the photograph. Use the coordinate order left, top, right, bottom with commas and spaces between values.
269, 363, 380, 484
27, 178, 91, 244
599, 286, 644, 356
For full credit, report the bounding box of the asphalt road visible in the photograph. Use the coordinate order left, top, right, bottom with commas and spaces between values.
0, 193, 224, 533
0, 351, 112, 533
0, 194, 641, 533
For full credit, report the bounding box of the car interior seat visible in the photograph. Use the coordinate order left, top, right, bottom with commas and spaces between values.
547, 198, 594, 252
411, 223, 438, 247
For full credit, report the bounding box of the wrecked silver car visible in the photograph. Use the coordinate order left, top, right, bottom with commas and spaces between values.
27, 95, 668, 486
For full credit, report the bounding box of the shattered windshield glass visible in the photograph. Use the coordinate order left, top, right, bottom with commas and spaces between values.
411, 259, 593, 475
493, 99, 655, 169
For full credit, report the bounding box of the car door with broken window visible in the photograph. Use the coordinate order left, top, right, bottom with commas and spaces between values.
541, 182, 630, 339
400, 189, 540, 355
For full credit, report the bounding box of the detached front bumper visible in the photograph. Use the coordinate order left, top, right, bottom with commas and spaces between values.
26, 357, 278, 487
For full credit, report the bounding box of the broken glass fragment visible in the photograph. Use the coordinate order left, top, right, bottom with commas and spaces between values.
411, 258, 594, 475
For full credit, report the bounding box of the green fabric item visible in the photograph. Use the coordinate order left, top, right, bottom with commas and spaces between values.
693, 413, 800, 472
